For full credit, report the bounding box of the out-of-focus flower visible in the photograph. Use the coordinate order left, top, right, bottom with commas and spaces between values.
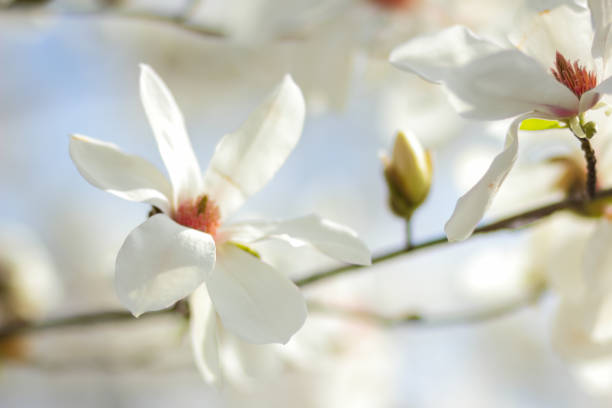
69, 65, 371, 384
523, 123, 612, 363
0, 226, 61, 324
390, 0, 612, 241
381, 130, 432, 219
222, 314, 393, 407
0, 226, 61, 359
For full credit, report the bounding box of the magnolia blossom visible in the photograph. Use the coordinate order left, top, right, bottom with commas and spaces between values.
69, 65, 371, 384
390, 0, 612, 241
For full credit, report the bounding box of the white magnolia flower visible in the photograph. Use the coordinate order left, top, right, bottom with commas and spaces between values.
390, 0, 612, 241
69, 65, 371, 384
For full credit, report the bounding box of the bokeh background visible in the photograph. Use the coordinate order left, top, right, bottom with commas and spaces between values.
2, 0, 612, 406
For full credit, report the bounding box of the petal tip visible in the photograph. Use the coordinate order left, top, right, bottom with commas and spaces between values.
444, 219, 470, 243
139, 63, 153, 74
388, 46, 402, 64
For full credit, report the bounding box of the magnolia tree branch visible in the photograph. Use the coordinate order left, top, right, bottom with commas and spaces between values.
4, 6, 226, 38
296, 185, 612, 286
308, 282, 546, 327
1, 187, 611, 341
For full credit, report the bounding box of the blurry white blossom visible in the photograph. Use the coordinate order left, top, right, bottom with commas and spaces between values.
0, 225, 61, 324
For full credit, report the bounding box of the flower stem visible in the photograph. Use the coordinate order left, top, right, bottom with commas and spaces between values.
579, 136, 597, 199
404, 218, 412, 249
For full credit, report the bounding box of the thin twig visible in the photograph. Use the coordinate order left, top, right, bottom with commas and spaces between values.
308, 285, 545, 327
4, 8, 226, 38
295, 186, 612, 286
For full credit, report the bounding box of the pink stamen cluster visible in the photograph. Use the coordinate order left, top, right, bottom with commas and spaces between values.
174, 195, 221, 238
551, 51, 597, 98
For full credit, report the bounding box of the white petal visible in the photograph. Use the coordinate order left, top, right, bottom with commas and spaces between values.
115, 214, 216, 317
69, 134, 171, 213
552, 299, 612, 361
207, 243, 307, 344
510, 4, 594, 70
581, 75, 612, 112
584, 219, 612, 289
202, 75, 305, 220
582, 219, 612, 342
583, 294, 612, 343
139, 64, 203, 206
189, 284, 221, 385
445, 113, 540, 242
443, 50, 578, 119
389, 25, 503, 83
226, 215, 371, 266
589, 0, 612, 66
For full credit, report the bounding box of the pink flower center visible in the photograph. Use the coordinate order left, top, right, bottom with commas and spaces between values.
173, 195, 221, 238
551, 51, 597, 98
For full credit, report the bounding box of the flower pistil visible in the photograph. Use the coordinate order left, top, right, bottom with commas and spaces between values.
551, 51, 598, 98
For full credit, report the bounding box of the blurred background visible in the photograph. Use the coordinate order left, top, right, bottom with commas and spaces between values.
1, 0, 612, 406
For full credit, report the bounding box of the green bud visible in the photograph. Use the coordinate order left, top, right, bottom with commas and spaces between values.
382, 131, 433, 219
583, 121, 597, 139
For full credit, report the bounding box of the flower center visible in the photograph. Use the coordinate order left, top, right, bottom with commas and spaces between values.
550, 51, 597, 98
173, 195, 221, 238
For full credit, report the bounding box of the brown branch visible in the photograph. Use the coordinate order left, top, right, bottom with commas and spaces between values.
579, 137, 597, 198
295, 186, 612, 286
1, 187, 611, 340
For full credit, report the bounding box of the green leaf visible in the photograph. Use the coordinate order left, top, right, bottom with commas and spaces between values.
520, 118, 564, 131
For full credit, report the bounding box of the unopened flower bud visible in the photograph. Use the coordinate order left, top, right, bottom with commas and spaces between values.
583, 121, 597, 139
382, 131, 432, 219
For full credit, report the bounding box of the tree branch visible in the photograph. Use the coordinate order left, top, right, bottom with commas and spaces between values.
1, 187, 610, 340
308, 284, 546, 327
295, 185, 612, 286
4, 7, 226, 38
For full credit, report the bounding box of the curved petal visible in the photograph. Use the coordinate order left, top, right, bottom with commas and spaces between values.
139, 64, 203, 206
444, 50, 578, 119
589, 0, 612, 67
115, 214, 216, 317
581, 74, 612, 111
70, 134, 172, 213
189, 284, 221, 385
445, 113, 541, 242
202, 75, 306, 220
583, 294, 612, 343
225, 215, 371, 266
389, 25, 503, 83
552, 299, 612, 361
584, 219, 612, 289
510, 4, 594, 70
207, 243, 307, 344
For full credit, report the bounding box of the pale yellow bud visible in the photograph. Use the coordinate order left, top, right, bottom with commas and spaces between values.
382, 131, 432, 218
